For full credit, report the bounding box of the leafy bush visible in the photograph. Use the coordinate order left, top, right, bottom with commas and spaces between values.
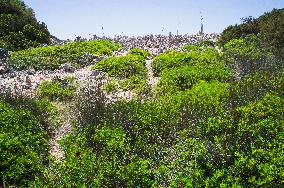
196, 40, 216, 48
220, 8, 284, 58
152, 51, 195, 76
184, 44, 202, 53
156, 62, 232, 93
0, 94, 59, 134
157, 80, 231, 125
223, 34, 275, 78
37, 76, 77, 101
220, 16, 260, 45
258, 8, 284, 58
103, 80, 118, 93
92, 54, 147, 79
152, 48, 221, 77
0, 99, 49, 186
8, 40, 121, 70
228, 69, 282, 109
184, 40, 216, 52
158, 90, 283, 187
128, 48, 150, 59
32, 123, 155, 187
119, 75, 151, 95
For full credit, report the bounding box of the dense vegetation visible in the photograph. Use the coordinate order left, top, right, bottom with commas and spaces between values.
0, 0, 51, 51
220, 8, 284, 58
37, 76, 77, 101
8, 40, 121, 70
0, 96, 57, 186
93, 52, 147, 79
93, 49, 150, 95
1, 7, 284, 188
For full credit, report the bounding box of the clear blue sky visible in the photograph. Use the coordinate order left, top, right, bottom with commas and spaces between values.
24, 0, 284, 40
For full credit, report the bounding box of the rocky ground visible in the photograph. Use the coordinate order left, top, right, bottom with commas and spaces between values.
0, 35, 213, 159
0, 59, 160, 159
0, 44, 163, 159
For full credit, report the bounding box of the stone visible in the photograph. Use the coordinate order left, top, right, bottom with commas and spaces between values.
0, 65, 9, 74
0, 48, 8, 65
23, 83, 33, 89
93, 56, 104, 64
60, 63, 75, 73
27, 68, 36, 75
84, 52, 98, 59
26, 76, 32, 84
8, 72, 17, 78
91, 70, 106, 77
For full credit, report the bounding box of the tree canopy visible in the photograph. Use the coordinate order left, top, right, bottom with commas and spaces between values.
0, 0, 51, 51
220, 8, 284, 58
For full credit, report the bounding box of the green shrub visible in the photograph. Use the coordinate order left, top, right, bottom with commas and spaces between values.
184, 44, 202, 53
37, 77, 77, 101
92, 54, 147, 79
197, 40, 216, 48
0, 99, 49, 186
220, 16, 260, 45
152, 51, 195, 76
174, 81, 231, 121
229, 70, 282, 108
220, 8, 284, 58
164, 91, 284, 187
156, 62, 232, 93
32, 124, 155, 187
128, 48, 150, 58
152, 48, 221, 77
259, 8, 284, 58
0, 95, 59, 134
119, 75, 151, 95
184, 41, 217, 52
103, 80, 118, 93
8, 40, 121, 70
223, 34, 274, 77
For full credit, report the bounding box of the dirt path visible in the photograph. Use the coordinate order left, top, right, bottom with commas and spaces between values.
1, 56, 158, 160
49, 103, 73, 159
145, 59, 159, 86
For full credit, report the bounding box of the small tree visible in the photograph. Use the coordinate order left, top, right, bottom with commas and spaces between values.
0, 0, 51, 51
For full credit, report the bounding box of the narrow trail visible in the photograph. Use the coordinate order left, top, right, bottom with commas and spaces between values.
145, 59, 159, 87
48, 66, 99, 159
50, 59, 159, 159
1, 55, 159, 160
49, 103, 73, 159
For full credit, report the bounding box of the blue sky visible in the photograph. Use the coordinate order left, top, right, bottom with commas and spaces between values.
24, 0, 284, 40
